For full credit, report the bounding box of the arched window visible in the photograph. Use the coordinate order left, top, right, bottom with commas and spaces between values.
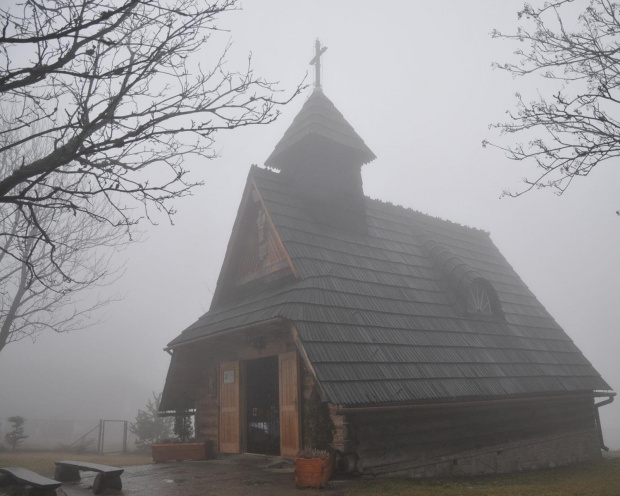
466, 281, 493, 315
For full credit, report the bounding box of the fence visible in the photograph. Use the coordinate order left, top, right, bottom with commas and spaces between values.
0, 417, 136, 452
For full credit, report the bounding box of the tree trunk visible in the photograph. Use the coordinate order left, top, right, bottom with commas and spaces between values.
0, 258, 29, 353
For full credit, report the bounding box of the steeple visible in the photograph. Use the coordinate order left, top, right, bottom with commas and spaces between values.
264, 40, 376, 232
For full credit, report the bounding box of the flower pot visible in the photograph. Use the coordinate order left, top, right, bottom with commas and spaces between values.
151, 442, 207, 462
294, 454, 334, 488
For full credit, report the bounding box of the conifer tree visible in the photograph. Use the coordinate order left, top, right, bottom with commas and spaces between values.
5, 416, 28, 450
129, 393, 172, 449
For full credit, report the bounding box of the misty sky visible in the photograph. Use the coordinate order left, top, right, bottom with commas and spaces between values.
1, 1, 619, 449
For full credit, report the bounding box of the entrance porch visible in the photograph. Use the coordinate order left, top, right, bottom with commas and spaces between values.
161, 320, 308, 459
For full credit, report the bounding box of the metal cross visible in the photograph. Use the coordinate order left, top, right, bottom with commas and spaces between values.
309, 39, 328, 89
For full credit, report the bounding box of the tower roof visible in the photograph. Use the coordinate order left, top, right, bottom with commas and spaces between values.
264, 88, 376, 170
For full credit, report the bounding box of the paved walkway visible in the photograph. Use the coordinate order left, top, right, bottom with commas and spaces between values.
57, 455, 354, 496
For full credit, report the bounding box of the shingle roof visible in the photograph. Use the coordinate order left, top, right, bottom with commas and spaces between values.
167, 167, 611, 406
264, 89, 376, 170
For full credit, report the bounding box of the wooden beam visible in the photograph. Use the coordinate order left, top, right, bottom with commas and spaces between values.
289, 323, 323, 398
335, 392, 597, 415
165, 318, 288, 350
251, 177, 300, 280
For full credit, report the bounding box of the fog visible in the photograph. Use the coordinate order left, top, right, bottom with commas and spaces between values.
1, 1, 619, 451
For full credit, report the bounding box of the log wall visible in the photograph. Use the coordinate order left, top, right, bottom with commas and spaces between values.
330, 405, 347, 452
343, 395, 601, 477
194, 369, 218, 449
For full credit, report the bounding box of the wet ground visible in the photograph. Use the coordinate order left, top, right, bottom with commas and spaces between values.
56, 455, 354, 496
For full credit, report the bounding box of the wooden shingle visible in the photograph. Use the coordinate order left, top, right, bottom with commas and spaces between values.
167, 166, 611, 405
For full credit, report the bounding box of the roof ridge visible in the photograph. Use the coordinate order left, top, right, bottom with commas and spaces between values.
251, 166, 490, 237
365, 197, 489, 235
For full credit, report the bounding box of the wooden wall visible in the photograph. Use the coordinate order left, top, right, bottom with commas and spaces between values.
330, 405, 347, 452
342, 395, 601, 477
194, 372, 218, 450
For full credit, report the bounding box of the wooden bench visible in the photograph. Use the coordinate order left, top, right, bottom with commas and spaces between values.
0, 467, 62, 495
54, 460, 123, 494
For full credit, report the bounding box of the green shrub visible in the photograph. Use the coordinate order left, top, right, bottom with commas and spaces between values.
303, 387, 334, 451
173, 410, 194, 443
297, 447, 331, 459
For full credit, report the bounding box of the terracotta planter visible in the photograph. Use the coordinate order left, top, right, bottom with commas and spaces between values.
294, 454, 334, 488
151, 442, 207, 462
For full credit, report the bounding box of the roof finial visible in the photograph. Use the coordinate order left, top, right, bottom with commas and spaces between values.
309, 39, 328, 89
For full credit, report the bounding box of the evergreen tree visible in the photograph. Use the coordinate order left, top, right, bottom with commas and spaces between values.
129, 393, 173, 449
5, 416, 28, 450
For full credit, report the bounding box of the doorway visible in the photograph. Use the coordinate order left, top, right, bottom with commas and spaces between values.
245, 356, 280, 455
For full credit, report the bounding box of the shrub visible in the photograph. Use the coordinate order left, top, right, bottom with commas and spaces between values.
303, 387, 334, 451
173, 410, 194, 443
297, 447, 332, 460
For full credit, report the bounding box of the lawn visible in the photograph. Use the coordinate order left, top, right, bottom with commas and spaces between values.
0, 451, 152, 477
353, 456, 620, 496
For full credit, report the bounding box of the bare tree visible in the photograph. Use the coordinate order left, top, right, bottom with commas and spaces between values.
0, 0, 302, 282
0, 196, 126, 353
485, 0, 620, 202
0, 112, 129, 353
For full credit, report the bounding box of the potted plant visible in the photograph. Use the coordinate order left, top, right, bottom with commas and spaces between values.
152, 407, 207, 462
294, 388, 335, 488
295, 448, 335, 488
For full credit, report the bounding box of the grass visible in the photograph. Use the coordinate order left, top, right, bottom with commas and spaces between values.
0, 450, 152, 477
352, 457, 620, 496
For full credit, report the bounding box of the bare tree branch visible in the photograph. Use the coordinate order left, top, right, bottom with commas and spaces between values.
0, 184, 129, 353
0, 0, 304, 283
486, 0, 620, 205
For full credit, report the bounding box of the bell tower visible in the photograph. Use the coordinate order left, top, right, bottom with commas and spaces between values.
264, 40, 376, 232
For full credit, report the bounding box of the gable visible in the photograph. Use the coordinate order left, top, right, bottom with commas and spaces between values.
210, 177, 298, 307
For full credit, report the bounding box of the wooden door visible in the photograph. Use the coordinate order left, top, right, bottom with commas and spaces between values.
279, 351, 300, 458
219, 360, 240, 453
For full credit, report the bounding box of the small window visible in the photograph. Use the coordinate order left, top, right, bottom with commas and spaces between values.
466, 282, 493, 315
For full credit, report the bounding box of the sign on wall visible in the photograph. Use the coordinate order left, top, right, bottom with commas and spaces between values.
223, 370, 235, 384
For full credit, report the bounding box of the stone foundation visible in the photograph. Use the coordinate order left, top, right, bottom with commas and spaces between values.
368, 428, 601, 478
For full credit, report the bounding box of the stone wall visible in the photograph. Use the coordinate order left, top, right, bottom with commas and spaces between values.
342, 394, 601, 477
382, 428, 600, 478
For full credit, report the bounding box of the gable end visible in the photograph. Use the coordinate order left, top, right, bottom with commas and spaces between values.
211, 174, 299, 308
